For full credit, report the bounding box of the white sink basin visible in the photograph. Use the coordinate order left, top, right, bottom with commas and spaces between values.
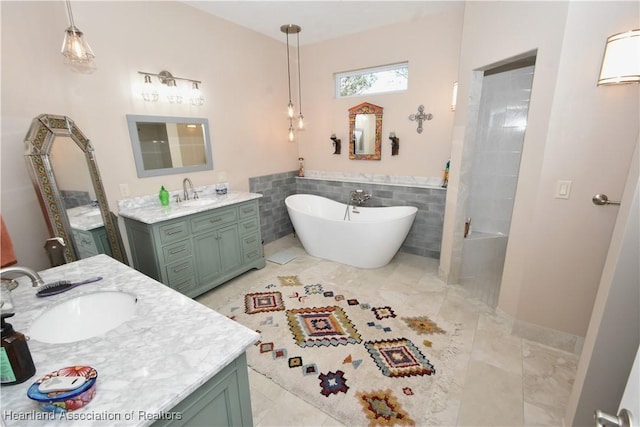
29, 291, 137, 344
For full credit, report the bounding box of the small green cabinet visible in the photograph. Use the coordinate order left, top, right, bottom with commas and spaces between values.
152, 353, 254, 427
124, 200, 265, 298
72, 227, 113, 259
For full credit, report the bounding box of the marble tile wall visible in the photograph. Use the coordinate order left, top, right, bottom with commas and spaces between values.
458, 64, 534, 305
250, 170, 447, 258
467, 65, 534, 235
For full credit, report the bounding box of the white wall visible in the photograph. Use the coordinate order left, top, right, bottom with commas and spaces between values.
1, 1, 465, 272
299, 6, 464, 178
1, 1, 296, 270
441, 0, 640, 338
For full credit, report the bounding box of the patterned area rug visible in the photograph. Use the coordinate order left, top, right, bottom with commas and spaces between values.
219, 275, 464, 426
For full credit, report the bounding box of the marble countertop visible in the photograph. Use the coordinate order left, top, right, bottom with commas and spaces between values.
0, 255, 259, 426
298, 170, 447, 190
118, 190, 262, 224
67, 205, 104, 231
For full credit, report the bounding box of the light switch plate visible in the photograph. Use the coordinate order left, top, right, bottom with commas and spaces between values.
119, 183, 130, 197
555, 180, 572, 199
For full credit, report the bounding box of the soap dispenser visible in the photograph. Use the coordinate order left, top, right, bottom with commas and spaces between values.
159, 186, 170, 206
0, 285, 36, 385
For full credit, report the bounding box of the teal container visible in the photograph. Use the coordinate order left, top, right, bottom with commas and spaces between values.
159, 186, 170, 206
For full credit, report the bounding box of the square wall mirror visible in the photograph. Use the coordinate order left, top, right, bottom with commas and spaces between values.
126, 115, 213, 178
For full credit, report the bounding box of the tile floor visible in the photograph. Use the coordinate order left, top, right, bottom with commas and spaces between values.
196, 235, 579, 427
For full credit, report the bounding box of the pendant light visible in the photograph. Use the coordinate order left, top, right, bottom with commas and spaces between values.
296, 29, 304, 130
60, 0, 95, 71
281, 24, 303, 141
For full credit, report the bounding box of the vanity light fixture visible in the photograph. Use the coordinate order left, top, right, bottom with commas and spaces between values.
451, 81, 459, 111
598, 29, 640, 85
281, 24, 304, 141
137, 71, 204, 105
60, 0, 95, 71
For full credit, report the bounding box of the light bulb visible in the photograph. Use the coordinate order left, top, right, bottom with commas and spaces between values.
141, 75, 158, 102
287, 101, 294, 118
288, 124, 295, 142
167, 80, 183, 104
190, 82, 204, 106
61, 27, 94, 64
298, 113, 304, 130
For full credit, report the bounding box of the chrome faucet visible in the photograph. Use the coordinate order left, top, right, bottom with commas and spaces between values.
344, 189, 372, 220
350, 189, 371, 206
183, 177, 197, 201
0, 265, 44, 288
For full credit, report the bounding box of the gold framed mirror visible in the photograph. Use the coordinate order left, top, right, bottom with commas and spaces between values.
348, 102, 383, 160
24, 114, 127, 264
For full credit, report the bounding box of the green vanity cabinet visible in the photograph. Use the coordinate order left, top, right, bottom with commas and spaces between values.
72, 227, 113, 259
152, 353, 254, 427
124, 200, 265, 298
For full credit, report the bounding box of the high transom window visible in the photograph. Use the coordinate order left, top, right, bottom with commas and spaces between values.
335, 62, 408, 98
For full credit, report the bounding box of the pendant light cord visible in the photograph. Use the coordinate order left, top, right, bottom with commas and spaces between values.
296, 31, 302, 115
65, 0, 77, 29
286, 32, 292, 104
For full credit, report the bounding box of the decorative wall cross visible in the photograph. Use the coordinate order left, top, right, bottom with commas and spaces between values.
408, 105, 433, 134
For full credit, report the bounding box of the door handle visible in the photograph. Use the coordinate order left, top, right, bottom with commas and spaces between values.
592, 193, 621, 206
594, 408, 633, 427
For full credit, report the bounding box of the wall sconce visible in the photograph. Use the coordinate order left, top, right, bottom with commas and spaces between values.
281, 24, 304, 142
389, 132, 400, 156
330, 134, 341, 154
60, 0, 95, 72
598, 29, 640, 85
451, 81, 459, 111
137, 70, 204, 105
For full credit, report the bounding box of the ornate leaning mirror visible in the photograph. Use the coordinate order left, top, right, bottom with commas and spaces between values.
348, 102, 383, 160
24, 114, 127, 265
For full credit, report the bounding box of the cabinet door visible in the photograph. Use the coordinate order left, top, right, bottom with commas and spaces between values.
151, 353, 253, 427
94, 228, 113, 257
219, 224, 242, 273
193, 231, 223, 285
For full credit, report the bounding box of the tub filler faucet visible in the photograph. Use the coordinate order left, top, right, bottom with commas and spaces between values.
344, 190, 371, 220
351, 189, 371, 206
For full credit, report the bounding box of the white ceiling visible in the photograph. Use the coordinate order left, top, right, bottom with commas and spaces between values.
182, 1, 464, 46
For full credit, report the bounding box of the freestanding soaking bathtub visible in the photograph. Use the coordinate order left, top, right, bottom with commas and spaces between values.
285, 194, 417, 268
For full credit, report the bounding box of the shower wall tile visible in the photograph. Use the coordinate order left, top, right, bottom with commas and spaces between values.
249, 171, 297, 244
467, 65, 534, 236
